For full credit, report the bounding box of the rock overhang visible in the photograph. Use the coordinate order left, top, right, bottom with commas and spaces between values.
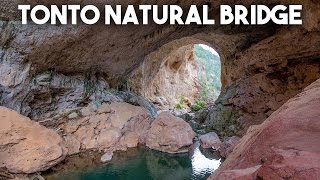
0, 0, 319, 133
0, 0, 290, 85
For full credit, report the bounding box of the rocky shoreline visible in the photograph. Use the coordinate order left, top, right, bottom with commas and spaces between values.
0, 94, 240, 180
0, 97, 221, 178
2, 80, 320, 180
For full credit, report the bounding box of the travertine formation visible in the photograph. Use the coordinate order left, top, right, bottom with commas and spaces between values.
1, 0, 319, 135
128, 44, 200, 109
0, 0, 320, 178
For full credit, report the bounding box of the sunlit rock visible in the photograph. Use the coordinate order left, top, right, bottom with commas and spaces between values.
0, 107, 67, 173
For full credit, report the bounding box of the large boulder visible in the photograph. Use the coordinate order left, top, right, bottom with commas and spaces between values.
61, 102, 150, 153
120, 115, 151, 145
199, 132, 222, 149
146, 112, 196, 153
0, 107, 67, 174
210, 79, 320, 179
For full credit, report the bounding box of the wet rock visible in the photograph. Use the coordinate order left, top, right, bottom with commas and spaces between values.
146, 112, 196, 153
210, 79, 320, 179
199, 132, 222, 149
195, 129, 208, 135
100, 152, 113, 163
193, 109, 209, 124
212, 165, 261, 180
0, 107, 67, 174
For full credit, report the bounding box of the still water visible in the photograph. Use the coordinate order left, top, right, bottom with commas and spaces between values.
47, 142, 222, 180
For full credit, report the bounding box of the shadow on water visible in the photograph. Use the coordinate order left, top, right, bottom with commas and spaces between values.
46, 142, 222, 180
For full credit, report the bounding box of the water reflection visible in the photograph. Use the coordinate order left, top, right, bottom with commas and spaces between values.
46, 142, 222, 180
190, 142, 222, 179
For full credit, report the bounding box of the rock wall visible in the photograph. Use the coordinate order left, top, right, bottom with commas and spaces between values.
209, 78, 320, 179
0, 0, 319, 136
128, 45, 200, 109
205, 26, 320, 136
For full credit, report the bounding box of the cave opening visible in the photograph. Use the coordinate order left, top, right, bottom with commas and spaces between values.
145, 43, 222, 113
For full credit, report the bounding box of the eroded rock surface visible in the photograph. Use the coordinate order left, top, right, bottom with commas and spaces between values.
0, 107, 67, 174
129, 45, 200, 109
205, 26, 320, 136
210, 79, 320, 180
60, 102, 150, 153
146, 112, 196, 153
1, 0, 319, 137
218, 136, 241, 158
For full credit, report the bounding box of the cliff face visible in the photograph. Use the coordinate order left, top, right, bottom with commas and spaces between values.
209, 79, 320, 180
128, 45, 201, 109
0, 0, 320, 134
206, 26, 320, 136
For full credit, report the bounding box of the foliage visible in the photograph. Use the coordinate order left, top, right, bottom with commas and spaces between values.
175, 103, 183, 110
194, 44, 222, 102
191, 99, 206, 112
175, 97, 189, 110
179, 97, 189, 104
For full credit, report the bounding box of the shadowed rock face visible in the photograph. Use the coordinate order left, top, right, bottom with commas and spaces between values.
0, 0, 285, 80
209, 79, 320, 180
0, 0, 320, 134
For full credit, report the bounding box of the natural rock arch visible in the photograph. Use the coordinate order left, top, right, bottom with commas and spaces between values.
127, 35, 227, 108
0, 0, 319, 135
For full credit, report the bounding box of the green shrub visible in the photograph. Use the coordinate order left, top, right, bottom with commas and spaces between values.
179, 97, 188, 104
195, 99, 206, 107
191, 104, 202, 111
191, 99, 206, 112
175, 103, 183, 110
